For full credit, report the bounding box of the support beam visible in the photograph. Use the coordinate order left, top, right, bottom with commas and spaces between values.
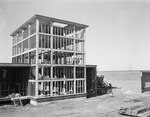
73, 25, 76, 94
50, 22, 53, 96
83, 28, 86, 93
35, 18, 39, 98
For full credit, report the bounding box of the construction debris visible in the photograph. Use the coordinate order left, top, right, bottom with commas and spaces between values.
118, 104, 150, 116
6, 93, 23, 108
11, 97, 23, 108
125, 95, 140, 102
6, 93, 20, 98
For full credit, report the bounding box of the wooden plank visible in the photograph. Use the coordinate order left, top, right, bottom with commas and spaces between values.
11, 98, 23, 108
137, 110, 150, 117
131, 105, 150, 116
118, 104, 145, 116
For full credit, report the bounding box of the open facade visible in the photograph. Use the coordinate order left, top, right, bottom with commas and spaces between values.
10, 15, 88, 99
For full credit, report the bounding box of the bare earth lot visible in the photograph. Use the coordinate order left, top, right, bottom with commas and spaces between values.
1, 90, 150, 117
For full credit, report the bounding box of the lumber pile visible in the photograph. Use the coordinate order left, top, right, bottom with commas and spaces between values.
118, 104, 150, 117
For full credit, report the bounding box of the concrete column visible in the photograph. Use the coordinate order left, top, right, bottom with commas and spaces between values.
73, 26, 76, 94
28, 24, 31, 36
35, 18, 39, 98
83, 28, 86, 93
16, 33, 19, 55
50, 22, 53, 96
21, 30, 24, 53
84, 66, 86, 93
28, 25, 31, 63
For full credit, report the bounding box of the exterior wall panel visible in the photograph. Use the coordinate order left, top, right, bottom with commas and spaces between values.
98, 71, 142, 94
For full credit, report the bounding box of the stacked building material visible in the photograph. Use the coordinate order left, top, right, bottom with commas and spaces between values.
118, 104, 150, 116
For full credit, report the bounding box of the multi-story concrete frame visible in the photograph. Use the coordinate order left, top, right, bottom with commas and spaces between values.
10, 15, 88, 100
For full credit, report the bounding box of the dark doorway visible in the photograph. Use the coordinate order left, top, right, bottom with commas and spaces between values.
141, 72, 150, 93
86, 65, 97, 98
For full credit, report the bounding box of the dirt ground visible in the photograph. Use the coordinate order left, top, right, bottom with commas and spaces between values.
0, 90, 150, 117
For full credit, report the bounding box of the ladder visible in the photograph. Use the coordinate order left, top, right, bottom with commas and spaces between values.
11, 97, 23, 108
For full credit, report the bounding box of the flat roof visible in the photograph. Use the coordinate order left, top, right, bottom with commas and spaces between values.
10, 14, 89, 36
0, 63, 31, 67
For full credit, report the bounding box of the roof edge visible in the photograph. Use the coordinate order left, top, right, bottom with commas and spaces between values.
0, 63, 31, 67
10, 15, 37, 36
10, 14, 89, 36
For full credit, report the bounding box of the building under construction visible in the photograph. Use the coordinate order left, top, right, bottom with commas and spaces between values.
0, 15, 113, 105
0, 14, 94, 104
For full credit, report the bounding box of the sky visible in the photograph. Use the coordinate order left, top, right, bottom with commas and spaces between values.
0, 0, 150, 71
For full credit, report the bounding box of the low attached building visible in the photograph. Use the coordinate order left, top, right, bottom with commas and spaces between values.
0, 63, 30, 98
99, 70, 150, 94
